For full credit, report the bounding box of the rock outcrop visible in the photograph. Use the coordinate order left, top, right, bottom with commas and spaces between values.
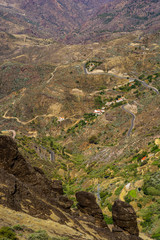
76, 191, 108, 228
112, 200, 139, 236
0, 135, 72, 219
0, 135, 142, 240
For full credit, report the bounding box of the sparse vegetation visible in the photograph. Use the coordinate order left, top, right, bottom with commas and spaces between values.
85, 61, 102, 72
143, 172, 160, 196
0, 227, 18, 240
1, 14, 160, 240
28, 230, 69, 240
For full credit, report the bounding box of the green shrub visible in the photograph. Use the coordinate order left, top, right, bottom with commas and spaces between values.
151, 145, 159, 153
143, 172, 160, 196
124, 195, 132, 203
152, 160, 160, 168
115, 185, 124, 196
136, 151, 147, 162
107, 203, 112, 212
137, 203, 142, 208
134, 80, 142, 86
124, 190, 137, 203
28, 230, 50, 240
129, 189, 137, 198
140, 203, 160, 232
12, 225, 24, 231
140, 213, 153, 228
139, 74, 145, 80
103, 215, 113, 224
0, 227, 17, 240
83, 113, 97, 122
144, 187, 160, 196
94, 96, 104, 108
152, 233, 160, 240
100, 190, 109, 199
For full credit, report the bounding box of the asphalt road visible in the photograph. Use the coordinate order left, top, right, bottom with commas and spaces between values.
136, 79, 159, 95
83, 65, 159, 95
121, 105, 136, 137
83, 65, 160, 137
41, 145, 55, 162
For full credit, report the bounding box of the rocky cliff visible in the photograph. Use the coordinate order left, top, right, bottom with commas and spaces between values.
0, 135, 143, 240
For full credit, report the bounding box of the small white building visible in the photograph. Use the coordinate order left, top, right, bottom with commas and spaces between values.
93, 109, 105, 116
105, 102, 114, 106
58, 117, 65, 122
116, 97, 126, 103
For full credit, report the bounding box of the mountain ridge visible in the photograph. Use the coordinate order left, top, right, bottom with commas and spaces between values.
0, 0, 111, 40
68, 0, 160, 43
0, 0, 160, 42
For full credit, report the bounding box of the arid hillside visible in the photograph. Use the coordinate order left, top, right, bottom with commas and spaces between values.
0, 0, 110, 40
0, 0, 159, 42
67, 0, 160, 43
0, 0, 160, 238
0, 29, 160, 239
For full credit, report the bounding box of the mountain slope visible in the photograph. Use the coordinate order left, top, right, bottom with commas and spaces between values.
0, 135, 143, 240
68, 0, 160, 43
0, 0, 110, 39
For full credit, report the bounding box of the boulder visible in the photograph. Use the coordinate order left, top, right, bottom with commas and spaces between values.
52, 180, 64, 195
112, 200, 139, 236
76, 191, 107, 228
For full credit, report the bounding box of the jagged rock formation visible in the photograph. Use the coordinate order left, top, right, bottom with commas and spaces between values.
76, 191, 108, 228
112, 200, 140, 237
0, 135, 142, 240
0, 135, 73, 219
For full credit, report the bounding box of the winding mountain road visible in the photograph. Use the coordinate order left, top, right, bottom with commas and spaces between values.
2, 63, 159, 132
3, 110, 44, 125
83, 65, 159, 136
121, 105, 136, 137
136, 79, 159, 95
83, 65, 159, 94
2, 110, 60, 125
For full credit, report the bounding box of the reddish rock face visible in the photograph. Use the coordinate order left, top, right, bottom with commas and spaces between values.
112, 200, 139, 236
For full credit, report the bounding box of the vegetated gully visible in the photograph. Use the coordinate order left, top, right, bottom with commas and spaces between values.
84, 64, 159, 137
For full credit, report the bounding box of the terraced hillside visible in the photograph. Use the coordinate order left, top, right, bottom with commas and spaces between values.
0, 30, 160, 239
